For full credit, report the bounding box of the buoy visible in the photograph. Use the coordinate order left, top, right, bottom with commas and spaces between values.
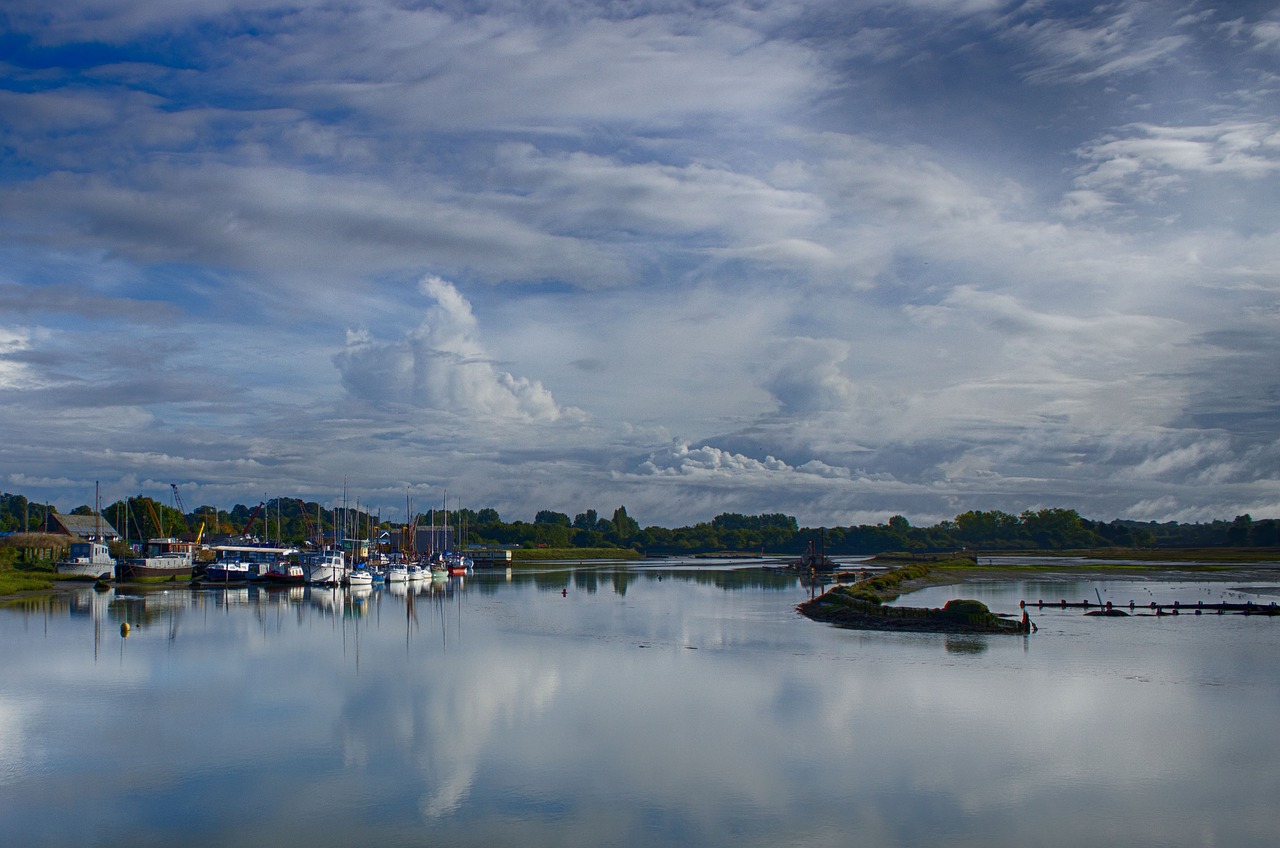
120, 622, 131, 637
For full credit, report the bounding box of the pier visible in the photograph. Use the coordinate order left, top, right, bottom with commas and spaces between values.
1021, 598, 1280, 616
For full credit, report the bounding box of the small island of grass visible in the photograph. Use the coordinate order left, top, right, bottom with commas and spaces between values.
797, 562, 1033, 635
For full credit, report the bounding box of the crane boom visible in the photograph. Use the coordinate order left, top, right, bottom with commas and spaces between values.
296, 499, 316, 546
142, 496, 165, 538
170, 483, 188, 516
242, 502, 266, 536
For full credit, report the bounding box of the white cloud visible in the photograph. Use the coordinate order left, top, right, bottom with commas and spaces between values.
0, 328, 42, 390
635, 441, 854, 483
1008, 6, 1190, 84
1251, 20, 1280, 51
763, 337, 856, 415
334, 276, 584, 423
1071, 122, 1280, 207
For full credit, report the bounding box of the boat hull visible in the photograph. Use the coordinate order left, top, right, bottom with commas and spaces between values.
303, 553, 349, 585
116, 561, 194, 581
118, 538, 197, 582
55, 541, 116, 580
55, 561, 116, 580
201, 563, 253, 583
261, 566, 306, 585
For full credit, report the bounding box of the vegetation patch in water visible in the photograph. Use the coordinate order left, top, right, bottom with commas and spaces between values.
799, 563, 1031, 634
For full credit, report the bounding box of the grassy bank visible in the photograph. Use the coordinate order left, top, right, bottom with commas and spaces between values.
997, 547, 1280, 563
873, 548, 1280, 567
840, 559, 997, 603
0, 562, 56, 597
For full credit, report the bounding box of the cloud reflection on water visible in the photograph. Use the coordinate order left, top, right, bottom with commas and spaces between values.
1, 572, 1278, 847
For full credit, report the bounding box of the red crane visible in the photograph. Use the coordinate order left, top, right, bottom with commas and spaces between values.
242, 502, 266, 537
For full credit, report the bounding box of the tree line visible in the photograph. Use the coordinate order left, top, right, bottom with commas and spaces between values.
2, 492, 1277, 554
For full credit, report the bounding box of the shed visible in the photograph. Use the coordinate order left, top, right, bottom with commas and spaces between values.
49, 512, 122, 542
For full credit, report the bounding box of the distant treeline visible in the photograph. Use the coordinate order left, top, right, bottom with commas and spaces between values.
1, 492, 1276, 555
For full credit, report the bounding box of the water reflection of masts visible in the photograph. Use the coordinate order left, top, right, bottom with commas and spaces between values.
406, 581, 417, 654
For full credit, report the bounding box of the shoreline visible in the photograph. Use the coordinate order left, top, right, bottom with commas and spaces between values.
5, 558, 1280, 604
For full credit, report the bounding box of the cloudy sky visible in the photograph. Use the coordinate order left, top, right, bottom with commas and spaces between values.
2, 0, 1278, 528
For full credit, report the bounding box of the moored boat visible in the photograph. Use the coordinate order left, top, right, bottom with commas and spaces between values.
346, 569, 373, 587
55, 540, 117, 580
201, 560, 253, 584
262, 562, 306, 585
208, 544, 299, 581
304, 550, 348, 585
445, 552, 473, 575
116, 538, 197, 582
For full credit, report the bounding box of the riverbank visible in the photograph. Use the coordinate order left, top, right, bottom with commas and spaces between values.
510, 547, 642, 563
875, 547, 1280, 564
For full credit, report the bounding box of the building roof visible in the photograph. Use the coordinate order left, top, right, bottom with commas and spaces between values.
51, 513, 121, 540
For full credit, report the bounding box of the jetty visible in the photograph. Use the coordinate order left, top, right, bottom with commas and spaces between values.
1022, 598, 1280, 617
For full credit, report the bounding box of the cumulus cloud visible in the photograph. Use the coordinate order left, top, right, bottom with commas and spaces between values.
636, 442, 852, 481
763, 337, 856, 415
334, 276, 584, 423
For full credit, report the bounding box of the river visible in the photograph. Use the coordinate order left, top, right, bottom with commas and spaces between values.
2, 559, 1278, 847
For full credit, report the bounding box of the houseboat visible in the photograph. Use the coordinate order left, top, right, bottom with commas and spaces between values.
116, 538, 198, 581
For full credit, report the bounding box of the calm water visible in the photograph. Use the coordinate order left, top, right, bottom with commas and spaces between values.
3, 560, 1279, 848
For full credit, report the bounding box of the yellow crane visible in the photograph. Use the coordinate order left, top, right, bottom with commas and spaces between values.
142, 496, 166, 538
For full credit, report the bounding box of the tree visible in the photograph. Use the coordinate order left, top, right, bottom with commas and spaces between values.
533, 522, 572, 548
610, 506, 640, 541
535, 510, 572, 526
1228, 514, 1253, 546
573, 510, 598, 530
1019, 508, 1096, 549
952, 510, 1020, 547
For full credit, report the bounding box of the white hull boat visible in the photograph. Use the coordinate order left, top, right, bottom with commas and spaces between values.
55, 541, 116, 580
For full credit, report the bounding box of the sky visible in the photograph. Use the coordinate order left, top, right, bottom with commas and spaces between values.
2, 0, 1279, 529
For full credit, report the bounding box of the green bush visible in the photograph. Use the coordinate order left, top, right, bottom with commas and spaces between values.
941, 599, 990, 617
